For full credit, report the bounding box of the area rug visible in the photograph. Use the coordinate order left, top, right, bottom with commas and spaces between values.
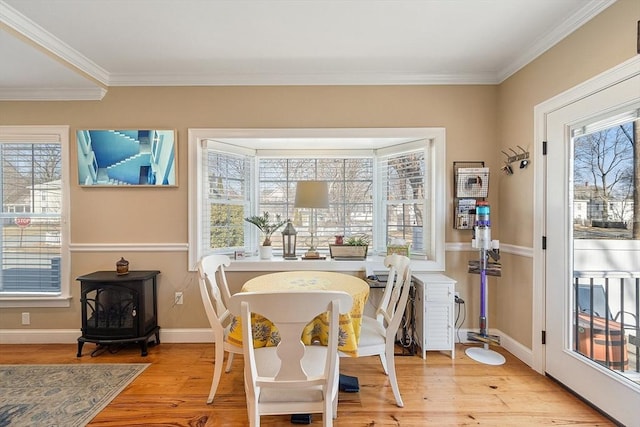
0, 363, 149, 427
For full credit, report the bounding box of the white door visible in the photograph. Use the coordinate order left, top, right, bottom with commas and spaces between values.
545, 68, 640, 427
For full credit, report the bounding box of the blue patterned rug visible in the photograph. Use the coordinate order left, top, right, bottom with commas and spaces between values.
0, 363, 149, 426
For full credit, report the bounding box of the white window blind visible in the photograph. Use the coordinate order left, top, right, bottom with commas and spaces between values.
378, 143, 428, 256
0, 137, 63, 294
258, 157, 374, 251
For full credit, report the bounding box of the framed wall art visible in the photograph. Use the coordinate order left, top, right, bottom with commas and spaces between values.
77, 129, 177, 187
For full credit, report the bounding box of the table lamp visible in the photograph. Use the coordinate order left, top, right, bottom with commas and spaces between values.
294, 181, 329, 258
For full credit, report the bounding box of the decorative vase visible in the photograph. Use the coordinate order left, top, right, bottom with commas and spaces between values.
259, 245, 273, 260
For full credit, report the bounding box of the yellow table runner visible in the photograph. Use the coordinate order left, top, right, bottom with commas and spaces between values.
227, 271, 369, 357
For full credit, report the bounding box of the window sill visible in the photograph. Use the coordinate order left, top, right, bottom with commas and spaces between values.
0, 296, 72, 308
226, 255, 444, 273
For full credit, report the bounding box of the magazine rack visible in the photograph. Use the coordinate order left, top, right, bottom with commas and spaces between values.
453, 161, 488, 230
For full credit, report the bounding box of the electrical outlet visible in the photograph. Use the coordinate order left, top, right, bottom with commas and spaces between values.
21, 312, 30, 325
454, 291, 460, 299
175, 292, 183, 305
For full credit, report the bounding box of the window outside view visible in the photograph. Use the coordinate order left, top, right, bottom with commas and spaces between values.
0, 142, 62, 294
572, 116, 639, 385
204, 146, 428, 257
258, 158, 374, 252
573, 119, 638, 240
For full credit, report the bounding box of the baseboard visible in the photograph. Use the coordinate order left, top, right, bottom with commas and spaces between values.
0, 329, 81, 344
0, 328, 214, 345
0, 327, 535, 368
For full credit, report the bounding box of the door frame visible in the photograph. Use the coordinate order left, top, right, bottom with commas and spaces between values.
532, 55, 640, 375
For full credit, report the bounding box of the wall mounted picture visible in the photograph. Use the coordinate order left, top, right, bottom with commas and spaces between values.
77, 129, 177, 187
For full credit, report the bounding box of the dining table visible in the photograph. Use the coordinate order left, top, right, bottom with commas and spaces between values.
226, 270, 370, 357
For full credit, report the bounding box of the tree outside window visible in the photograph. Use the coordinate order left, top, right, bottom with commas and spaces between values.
573, 118, 638, 239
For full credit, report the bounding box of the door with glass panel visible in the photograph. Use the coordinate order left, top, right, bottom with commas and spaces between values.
545, 72, 640, 425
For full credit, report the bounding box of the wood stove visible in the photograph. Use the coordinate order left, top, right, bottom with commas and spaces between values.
77, 270, 160, 357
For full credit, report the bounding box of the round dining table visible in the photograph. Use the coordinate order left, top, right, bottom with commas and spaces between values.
226, 271, 370, 357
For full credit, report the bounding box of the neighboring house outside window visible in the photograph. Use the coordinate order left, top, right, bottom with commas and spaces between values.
0, 126, 70, 307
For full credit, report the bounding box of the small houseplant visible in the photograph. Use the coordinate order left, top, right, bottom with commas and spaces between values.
344, 234, 370, 247
244, 212, 287, 258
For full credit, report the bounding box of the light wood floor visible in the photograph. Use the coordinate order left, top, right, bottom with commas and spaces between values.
0, 342, 615, 426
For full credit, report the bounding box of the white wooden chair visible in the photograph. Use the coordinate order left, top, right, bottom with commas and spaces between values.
353, 253, 412, 407
199, 254, 233, 307
228, 290, 353, 427
197, 254, 243, 404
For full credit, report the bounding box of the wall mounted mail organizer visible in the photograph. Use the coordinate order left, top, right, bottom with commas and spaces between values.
453, 161, 489, 230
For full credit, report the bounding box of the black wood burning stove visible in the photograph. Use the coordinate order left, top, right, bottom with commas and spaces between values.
77, 270, 160, 357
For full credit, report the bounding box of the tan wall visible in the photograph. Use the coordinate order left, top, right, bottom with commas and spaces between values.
495, 0, 639, 345
0, 85, 499, 331
1, 0, 638, 352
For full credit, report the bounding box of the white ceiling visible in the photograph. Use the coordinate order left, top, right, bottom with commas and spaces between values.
0, 0, 616, 101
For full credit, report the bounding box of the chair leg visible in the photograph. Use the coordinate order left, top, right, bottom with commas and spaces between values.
378, 353, 389, 375
225, 351, 234, 373
386, 343, 404, 407
207, 343, 225, 404
324, 398, 333, 427
244, 375, 258, 427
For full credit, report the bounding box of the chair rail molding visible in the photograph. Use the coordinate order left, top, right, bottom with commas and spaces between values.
69, 243, 189, 252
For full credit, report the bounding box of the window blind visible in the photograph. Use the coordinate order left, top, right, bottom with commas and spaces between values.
378, 146, 428, 255
0, 141, 62, 294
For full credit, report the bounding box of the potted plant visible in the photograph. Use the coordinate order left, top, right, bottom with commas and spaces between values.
244, 212, 287, 259
329, 233, 370, 259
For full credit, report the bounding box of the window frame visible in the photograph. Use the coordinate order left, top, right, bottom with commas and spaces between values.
0, 125, 71, 308
188, 128, 446, 272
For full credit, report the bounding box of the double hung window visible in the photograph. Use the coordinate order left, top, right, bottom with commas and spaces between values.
0, 126, 69, 306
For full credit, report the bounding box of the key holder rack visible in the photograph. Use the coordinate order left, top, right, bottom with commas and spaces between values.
501, 146, 530, 173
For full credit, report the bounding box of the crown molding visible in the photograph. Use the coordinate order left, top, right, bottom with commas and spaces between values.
108, 71, 500, 86
497, 0, 617, 82
0, 0, 618, 97
0, 0, 109, 86
0, 87, 107, 101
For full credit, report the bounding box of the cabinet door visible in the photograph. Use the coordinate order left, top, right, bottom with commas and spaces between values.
424, 282, 454, 352
425, 302, 453, 350
425, 283, 451, 302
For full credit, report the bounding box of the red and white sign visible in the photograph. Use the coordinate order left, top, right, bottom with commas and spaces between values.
15, 217, 31, 228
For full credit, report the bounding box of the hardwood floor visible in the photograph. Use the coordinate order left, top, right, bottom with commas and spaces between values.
0, 343, 615, 426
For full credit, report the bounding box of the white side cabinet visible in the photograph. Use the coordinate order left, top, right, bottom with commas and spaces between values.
412, 273, 456, 359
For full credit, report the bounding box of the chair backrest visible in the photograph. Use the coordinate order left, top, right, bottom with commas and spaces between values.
376, 253, 412, 334
199, 254, 233, 308
577, 283, 613, 320
197, 255, 232, 335
228, 290, 353, 391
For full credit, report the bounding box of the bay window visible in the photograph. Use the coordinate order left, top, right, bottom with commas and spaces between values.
189, 128, 446, 271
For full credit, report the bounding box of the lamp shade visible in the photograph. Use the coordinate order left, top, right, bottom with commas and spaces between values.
294, 181, 329, 209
